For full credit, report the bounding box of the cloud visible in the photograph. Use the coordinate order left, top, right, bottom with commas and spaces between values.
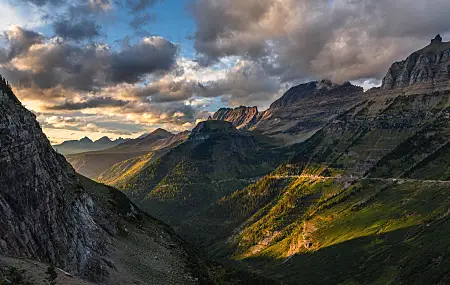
52, 19, 101, 41
49, 97, 129, 110
108, 37, 177, 84
1, 33, 177, 91
198, 60, 281, 106
125, 0, 161, 12
40, 115, 135, 135
3, 26, 44, 61
191, 0, 450, 82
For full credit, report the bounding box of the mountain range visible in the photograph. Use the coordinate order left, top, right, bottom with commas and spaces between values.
53, 136, 128, 155
0, 78, 276, 284
1, 34, 450, 284
66, 35, 449, 284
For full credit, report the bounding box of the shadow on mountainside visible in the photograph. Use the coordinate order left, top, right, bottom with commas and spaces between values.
242, 218, 450, 285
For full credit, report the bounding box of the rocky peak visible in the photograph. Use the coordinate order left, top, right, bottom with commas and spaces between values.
382, 35, 450, 91
431, 34, 443, 44
270, 80, 363, 109
213, 106, 259, 129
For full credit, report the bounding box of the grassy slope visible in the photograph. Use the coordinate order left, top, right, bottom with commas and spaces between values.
78, 175, 279, 285
120, 128, 289, 244
188, 91, 450, 284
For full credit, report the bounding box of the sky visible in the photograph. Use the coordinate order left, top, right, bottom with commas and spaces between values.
1, 0, 450, 144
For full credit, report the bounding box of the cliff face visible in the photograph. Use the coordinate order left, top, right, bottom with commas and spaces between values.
212, 106, 259, 130
382, 35, 450, 91
0, 78, 106, 278
0, 77, 216, 284
211, 81, 365, 145
253, 80, 364, 144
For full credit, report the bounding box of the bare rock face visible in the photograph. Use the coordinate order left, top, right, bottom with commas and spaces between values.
382, 35, 450, 91
212, 80, 364, 145
0, 77, 219, 284
212, 106, 259, 130
0, 77, 107, 280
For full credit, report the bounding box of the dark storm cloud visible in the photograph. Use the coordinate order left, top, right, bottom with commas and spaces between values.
1, 34, 177, 91
49, 97, 129, 110
191, 0, 450, 82
53, 20, 101, 41
197, 60, 280, 106
108, 37, 177, 84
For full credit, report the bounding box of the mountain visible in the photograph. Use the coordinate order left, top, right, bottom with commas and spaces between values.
118, 120, 288, 244
212, 80, 366, 145
97, 131, 191, 186
382, 34, 450, 92
176, 36, 450, 284
53, 136, 127, 155
115, 36, 450, 284
212, 106, 260, 129
0, 76, 207, 284
0, 76, 277, 285
66, 129, 188, 179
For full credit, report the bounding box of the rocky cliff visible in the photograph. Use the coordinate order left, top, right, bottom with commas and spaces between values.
0, 77, 105, 279
212, 106, 259, 129
212, 80, 365, 145
0, 76, 235, 284
382, 35, 450, 92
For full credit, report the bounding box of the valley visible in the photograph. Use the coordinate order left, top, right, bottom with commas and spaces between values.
1, 31, 449, 285
59, 36, 450, 284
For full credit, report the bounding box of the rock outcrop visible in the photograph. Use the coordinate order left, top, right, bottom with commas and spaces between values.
212, 106, 259, 129
382, 35, 450, 91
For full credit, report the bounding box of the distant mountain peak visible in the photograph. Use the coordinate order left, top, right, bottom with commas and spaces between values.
80, 136, 93, 143
95, 136, 112, 143
147, 128, 173, 137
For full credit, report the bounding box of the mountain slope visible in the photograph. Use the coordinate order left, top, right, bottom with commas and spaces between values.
213, 80, 366, 145
66, 130, 188, 179
0, 76, 276, 285
153, 37, 450, 284
120, 120, 288, 244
